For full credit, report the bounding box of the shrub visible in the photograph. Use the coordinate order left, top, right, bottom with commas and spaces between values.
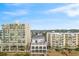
0, 52, 7, 56
24, 53, 31, 56
75, 48, 79, 51
55, 49, 60, 51
15, 52, 31, 56
47, 46, 51, 49
15, 53, 22, 56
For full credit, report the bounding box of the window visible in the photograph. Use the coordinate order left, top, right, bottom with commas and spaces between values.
32, 46, 34, 49
39, 50, 42, 52
43, 50, 46, 53
18, 40, 21, 43
22, 40, 25, 43
39, 46, 42, 49
35, 50, 38, 52
0, 33, 2, 36
36, 46, 38, 49
32, 50, 34, 52
10, 33, 14, 36
43, 47, 46, 49
10, 37, 13, 41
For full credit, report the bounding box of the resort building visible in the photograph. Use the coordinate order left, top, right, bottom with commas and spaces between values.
0, 23, 31, 52
47, 31, 79, 49
30, 33, 47, 56
0, 30, 2, 52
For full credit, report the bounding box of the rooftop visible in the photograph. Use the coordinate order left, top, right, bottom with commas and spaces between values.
31, 34, 47, 45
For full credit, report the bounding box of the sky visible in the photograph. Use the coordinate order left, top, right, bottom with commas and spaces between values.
0, 3, 79, 30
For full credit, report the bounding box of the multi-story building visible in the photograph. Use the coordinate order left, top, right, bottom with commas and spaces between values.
47, 31, 79, 49
30, 33, 47, 56
0, 23, 31, 52
0, 30, 2, 52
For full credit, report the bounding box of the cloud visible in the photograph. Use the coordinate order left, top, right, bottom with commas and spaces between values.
15, 20, 20, 24
46, 4, 79, 17
5, 3, 22, 6
3, 10, 28, 16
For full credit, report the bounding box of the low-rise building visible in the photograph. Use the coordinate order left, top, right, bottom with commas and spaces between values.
30, 33, 47, 56
0, 30, 2, 52
47, 31, 79, 49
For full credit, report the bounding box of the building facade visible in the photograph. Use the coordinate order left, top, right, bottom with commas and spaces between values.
0, 30, 2, 52
0, 23, 31, 52
30, 33, 47, 56
47, 32, 79, 49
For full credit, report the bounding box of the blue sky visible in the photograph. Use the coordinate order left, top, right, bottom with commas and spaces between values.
0, 3, 79, 30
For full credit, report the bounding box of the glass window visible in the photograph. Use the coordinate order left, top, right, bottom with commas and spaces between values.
43, 47, 46, 49
36, 46, 38, 49
35, 50, 38, 52
39, 50, 42, 52
18, 40, 21, 43
43, 50, 46, 53
32, 50, 34, 52
32, 46, 34, 49
39, 46, 42, 49
0, 33, 2, 36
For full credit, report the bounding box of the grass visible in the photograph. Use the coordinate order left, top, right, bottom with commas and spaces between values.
47, 49, 79, 56
1, 49, 79, 56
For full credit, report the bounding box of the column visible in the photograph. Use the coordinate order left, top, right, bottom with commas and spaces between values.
9, 45, 11, 52
64, 34, 66, 48
1, 45, 3, 52
50, 34, 52, 48
17, 45, 18, 52
24, 45, 26, 52
46, 33, 48, 44
76, 34, 78, 47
